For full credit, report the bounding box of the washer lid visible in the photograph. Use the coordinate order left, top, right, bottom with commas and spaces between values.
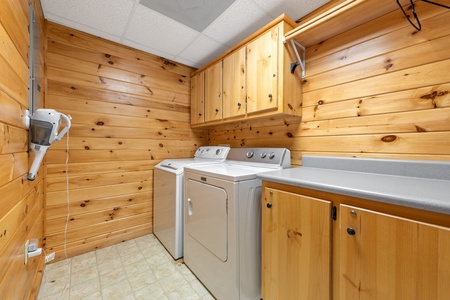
156, 159, 196, 173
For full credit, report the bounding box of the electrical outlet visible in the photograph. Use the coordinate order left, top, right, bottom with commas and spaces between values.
24, 240, 29, 265
45, 252, 55, 263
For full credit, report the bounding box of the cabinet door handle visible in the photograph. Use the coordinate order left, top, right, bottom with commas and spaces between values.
268, 94, 272, 99
215, 108, 219, 113
237, 102, 241, 107
347, 227, 356, 235
266, 203, 272, 208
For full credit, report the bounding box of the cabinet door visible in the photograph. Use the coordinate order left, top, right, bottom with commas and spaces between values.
190, 71, 204, 125
223, 47, 246, 119
340, 205, 450, 300
247, 26, 279, 114
262, 188, 331, 300
204, 61, 222, 122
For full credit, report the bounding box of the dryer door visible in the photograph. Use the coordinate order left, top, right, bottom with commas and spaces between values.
186, 179, 228, 262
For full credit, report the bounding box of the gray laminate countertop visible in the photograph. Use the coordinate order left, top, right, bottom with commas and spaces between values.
257, 156, 450, 215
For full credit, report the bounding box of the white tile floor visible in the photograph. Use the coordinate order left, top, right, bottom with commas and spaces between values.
38, 234, 214, 300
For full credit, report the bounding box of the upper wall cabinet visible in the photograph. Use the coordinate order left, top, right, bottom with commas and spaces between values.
246, 26, 279, 114
204, 61, 223, 122
190, 15, 302, 127
223, 46, 246, 119
191, 71, 205, 125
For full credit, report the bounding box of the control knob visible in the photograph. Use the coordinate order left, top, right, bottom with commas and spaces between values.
268, 152, 275, 159
246, 151, 254, 158
260, 152, 267, 158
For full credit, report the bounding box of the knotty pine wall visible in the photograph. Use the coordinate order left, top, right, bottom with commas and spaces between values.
209, 2, 450, 165
0, 0, 46, 298
44, 22, 208, 261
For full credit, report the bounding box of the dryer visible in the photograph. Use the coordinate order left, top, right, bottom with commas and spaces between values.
183, 148, 290, 300
153, 146, 229, 259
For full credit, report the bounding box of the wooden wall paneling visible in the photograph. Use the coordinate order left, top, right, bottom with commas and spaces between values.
295, 132, 450, 155
0, 24, 28, 87
0, 55, 28, 107
45, 21, 208, 260
46, 224, 152, 262
46, 23, 193, 76
49, 110, 190, 130
0, 0, 46, 296
47, 181, 152, 206
303, 84, 450, 122
45, 212, 152, 247
301, 108, 450, 136
47, 160, 158, 177
303, 58, 450, 104
47, 80, 190, 113
46, 94, 190, 122
46, 50, 190, 94
209, 5, 450, 163
47, 67, 190, 105
46, 192, 150, 220
0, 179, 44, 298
46, 170, 153, 191
46, 149, 199, 164
299, 151, 450, 162
304, 33, 450, 92
66, 123, 206, 140
209, 115, 301, 148
303, 0, 446, 61
46, 202, 151, 234
0, 0, 29, 63
0, 89, 26, 128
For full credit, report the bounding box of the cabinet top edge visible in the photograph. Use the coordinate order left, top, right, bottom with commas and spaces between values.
190, 13, 296, 77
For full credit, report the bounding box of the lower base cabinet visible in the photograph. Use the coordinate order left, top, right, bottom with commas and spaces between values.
340, 204, 450, 300
261, 188, 332, 300
261, 182, 450, 300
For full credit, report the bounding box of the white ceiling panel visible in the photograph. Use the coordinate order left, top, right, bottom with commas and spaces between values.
121, 39, 176, 61
176, 35, 229, 68
124, 5, 200, 56
202, 0, 272, 47
42, 0, 135, 37
41, 0, 331, 68
251, 0, 331, 20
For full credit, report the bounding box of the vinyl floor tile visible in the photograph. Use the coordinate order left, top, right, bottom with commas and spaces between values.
37, 234, 213, 299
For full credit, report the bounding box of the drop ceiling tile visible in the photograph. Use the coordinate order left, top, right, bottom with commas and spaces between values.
173, 57, 201, 69
202, 0, 272, 47
124, 5, 200, 56
45, 12, 122, 43
251, 0, 330, 20
41, 0, 135, 37
122, 39, 176, 60
176, 34, 229, 68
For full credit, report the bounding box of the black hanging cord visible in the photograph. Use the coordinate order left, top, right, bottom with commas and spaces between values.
421, 0, 450, 9
396, 0, 422, 31
397, 0, 450, 31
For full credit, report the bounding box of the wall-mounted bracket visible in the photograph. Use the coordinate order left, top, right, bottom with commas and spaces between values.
283, 37, 306, 79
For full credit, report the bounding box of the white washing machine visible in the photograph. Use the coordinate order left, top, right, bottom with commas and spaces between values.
183, 148, 291, 300
153, 146, 230, 259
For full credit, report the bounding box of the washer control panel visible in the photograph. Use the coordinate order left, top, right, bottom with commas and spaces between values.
194, 146, 230, 160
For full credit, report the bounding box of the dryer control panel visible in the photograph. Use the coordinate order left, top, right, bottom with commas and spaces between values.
227, 148, 291, 168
